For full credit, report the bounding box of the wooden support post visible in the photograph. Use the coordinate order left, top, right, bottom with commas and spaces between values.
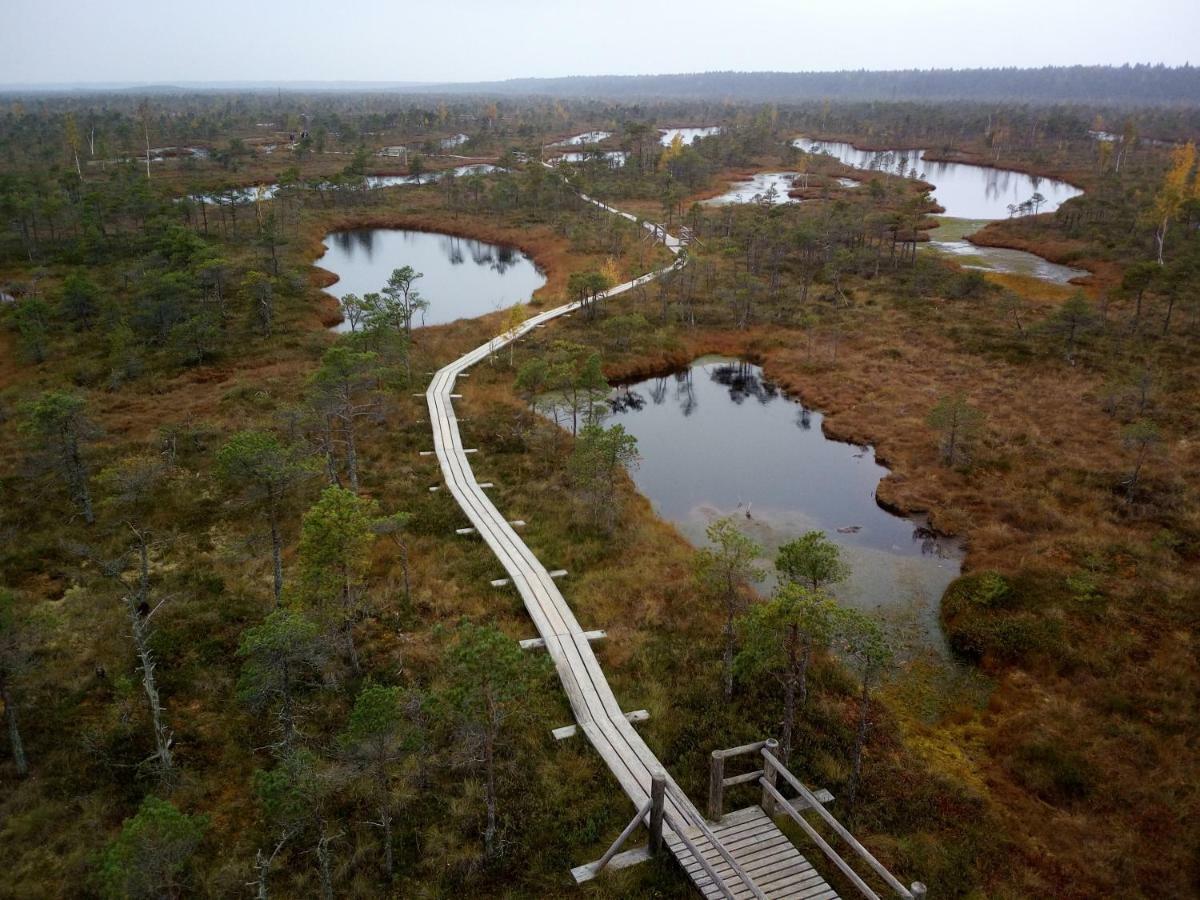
911, 882, 927, 900
649, 771, 666, 855
761, 738, 780, 817
709, 751, 725, 821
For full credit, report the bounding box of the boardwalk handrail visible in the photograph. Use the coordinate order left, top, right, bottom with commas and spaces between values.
760, 748, 927, 900
708, 739, 770, 820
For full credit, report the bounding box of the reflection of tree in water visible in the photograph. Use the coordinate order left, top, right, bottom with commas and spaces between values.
912, 524, 953, 558
608, 389, 645, 413
435, 236, 521, 275
490, 246, 519, 275
442, 236, 466, 266
332, 228, 377, 259
795, 405, 812, 430
649, 377, 669, 406
707, 361, 778, 406
675, 368, 698, 416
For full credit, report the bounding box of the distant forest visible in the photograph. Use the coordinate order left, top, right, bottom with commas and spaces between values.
434, 66, 1200, 106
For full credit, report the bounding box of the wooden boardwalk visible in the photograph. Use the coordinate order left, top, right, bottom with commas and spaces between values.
426, 186, 835, 898
673, 807, 838, 900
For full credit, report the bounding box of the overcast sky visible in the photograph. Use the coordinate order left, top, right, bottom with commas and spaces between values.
3, 0, 1195, 85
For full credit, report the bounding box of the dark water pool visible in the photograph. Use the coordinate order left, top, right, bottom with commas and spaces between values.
318, 228, 546, 332
609, 357, 961, 646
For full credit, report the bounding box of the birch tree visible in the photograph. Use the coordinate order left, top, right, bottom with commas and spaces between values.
1149, 141, 1196, 265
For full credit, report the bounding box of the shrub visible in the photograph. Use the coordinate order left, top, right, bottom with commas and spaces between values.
941, 571, 1056, 664
1011, 739, 1094, 805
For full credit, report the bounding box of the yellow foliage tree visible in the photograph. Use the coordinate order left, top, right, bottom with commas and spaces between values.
600, 256, 622, 289
659, 133, 685, 170
1150, 141, 1196, 265
500, 302, 529, 366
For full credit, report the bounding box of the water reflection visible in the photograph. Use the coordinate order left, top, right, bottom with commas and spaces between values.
792, 137, 1082, 220
608, 356, 961, 648
660, 126, 721, 146
702, 172, 800, 206
319, 228, 546, 332
553, 131, 613, 146
190, 165, 500, 204
555, 150, 628, 167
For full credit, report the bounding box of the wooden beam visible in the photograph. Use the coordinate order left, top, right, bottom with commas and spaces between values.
455, 527, 476, 535
554, 709, 647, 740
570, 847, 651, 884
649, 771, 666, 856
520, 629, 605, 650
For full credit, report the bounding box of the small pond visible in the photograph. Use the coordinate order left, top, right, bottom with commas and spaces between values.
661, 126, 721, 146
318, 228, 546, 332
702, 172, 800, 206
928, 218, 1089, 284
793, 137, 1081, 219
555, 150, 628, 168
190, 165, 501, 205
793, 136, 1086, 283
554, 130, 613, 146
609, 357, 961, 648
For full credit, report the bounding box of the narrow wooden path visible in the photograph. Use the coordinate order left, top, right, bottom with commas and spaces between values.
425, 185, 835, 898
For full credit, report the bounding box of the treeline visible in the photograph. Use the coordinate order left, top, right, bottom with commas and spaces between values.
442, 66, 1200, 106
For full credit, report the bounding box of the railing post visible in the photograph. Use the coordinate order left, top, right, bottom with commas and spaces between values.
708, 751, 725, 821
761, 739, 780, 817
911, 882, 927, 900
650, 771, 666, 855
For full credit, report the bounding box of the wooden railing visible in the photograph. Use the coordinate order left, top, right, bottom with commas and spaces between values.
708, 738, 926, 899
709, 738, 779, 821
757, 745, 927, 900
576, 770, 768, 900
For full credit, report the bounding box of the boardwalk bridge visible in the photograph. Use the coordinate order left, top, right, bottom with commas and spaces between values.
424, 177, 925, 900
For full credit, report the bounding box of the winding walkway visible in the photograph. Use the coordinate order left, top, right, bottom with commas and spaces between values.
425, 186, 835, 899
